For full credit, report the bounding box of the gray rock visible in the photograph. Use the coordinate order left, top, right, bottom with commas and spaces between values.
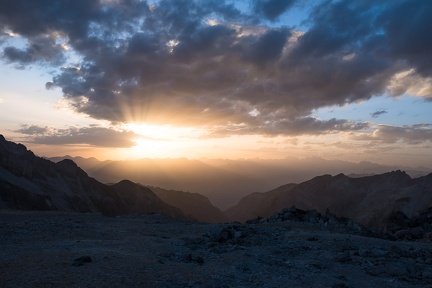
370, 247, 389, 258
383, 262, 409, 277
334, 252, 352, 263
72, 256, 92, 266
409, 226, 425, 239
422, 270, 432, 279
332, 283, 349, 288
186, 253, 204, 265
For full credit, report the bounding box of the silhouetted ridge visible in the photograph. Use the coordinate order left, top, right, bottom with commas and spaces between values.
0, 135, 185, 219
110, 181, 186, 219
56, 159, 89, 177
147, 185, 227, 223
114, 179, 137, 187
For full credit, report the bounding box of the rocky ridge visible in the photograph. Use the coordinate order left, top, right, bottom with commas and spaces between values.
246, 205, 432, 242
226, 172, 432, 229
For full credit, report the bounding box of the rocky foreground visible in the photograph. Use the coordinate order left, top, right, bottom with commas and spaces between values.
1, 210, 432, 288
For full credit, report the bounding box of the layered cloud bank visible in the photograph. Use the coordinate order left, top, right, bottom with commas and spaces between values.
1, 0, 431, 154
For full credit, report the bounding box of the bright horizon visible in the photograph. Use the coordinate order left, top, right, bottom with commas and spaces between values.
1, 1, 432, 168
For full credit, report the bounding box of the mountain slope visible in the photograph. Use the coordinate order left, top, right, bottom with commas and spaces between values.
110, 180, 185, 218
0, 135, 184, 218
147, 186, 227, 223
224, 183, 297, 222
227, 171, 432, 228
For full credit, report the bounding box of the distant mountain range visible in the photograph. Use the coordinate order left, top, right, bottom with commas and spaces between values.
49, 155, 431, 210
1, 135, 432, 228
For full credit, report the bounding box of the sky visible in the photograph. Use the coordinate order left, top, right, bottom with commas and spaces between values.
0, 0, 431, 167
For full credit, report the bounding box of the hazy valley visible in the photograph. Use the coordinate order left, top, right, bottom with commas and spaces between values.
49, 154, 430, 211
1, 134, 432, 228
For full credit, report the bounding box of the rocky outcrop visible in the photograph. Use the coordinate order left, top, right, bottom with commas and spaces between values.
246, 206, 367, 236
384, 208, 432, 240
242, 204, 432, 242
0, 135, 184, 218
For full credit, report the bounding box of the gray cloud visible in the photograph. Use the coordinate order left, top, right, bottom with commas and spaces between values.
3, 34, 65, 66
14, 124, 49, 135
204, 117, 369, 137
351, 124, 432, 145
1, 0, 431, 137
14, 125, 140, 148
253, 0, 297, 21
370, 110, 387, 118
377, 1, 432, 77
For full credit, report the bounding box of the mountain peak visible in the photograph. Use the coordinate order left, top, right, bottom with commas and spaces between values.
391, 169, 407, 175
387, 170, 411, 181
57, 158, 78, 167
335, 173, 346, 178
115, 179, 136, 187
56, 159, 88, 177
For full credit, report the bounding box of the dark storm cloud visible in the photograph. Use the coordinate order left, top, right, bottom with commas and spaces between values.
370, 110, 387, 118
1, 0, 431, 137
253, 0, 297, 21
3, 35, 66, 66
283, 1, 392, 107
377, 1, 432, 77
15, 125, 140, 148
246, 29, 290, 66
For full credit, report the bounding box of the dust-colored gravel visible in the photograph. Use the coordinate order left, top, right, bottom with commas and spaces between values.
1, 210, 431, 288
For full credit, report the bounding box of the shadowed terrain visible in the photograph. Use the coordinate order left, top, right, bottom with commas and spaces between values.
1, 210, 432, 288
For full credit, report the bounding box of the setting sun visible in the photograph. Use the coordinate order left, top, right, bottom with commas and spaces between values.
118, 123, 203, 158
128, 138, 180, 159
123, 123, 202, 141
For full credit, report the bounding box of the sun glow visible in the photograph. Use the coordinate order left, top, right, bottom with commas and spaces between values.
127, 138, 181, 158
123, 123, 202, 140
119, 123, 205, 158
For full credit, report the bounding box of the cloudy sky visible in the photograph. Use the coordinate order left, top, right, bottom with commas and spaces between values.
0, 0, 431, 167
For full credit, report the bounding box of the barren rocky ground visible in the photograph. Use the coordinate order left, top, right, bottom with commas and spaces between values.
1, 210, 432, 288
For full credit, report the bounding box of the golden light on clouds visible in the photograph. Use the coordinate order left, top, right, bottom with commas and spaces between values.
1, 0, 431, 168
